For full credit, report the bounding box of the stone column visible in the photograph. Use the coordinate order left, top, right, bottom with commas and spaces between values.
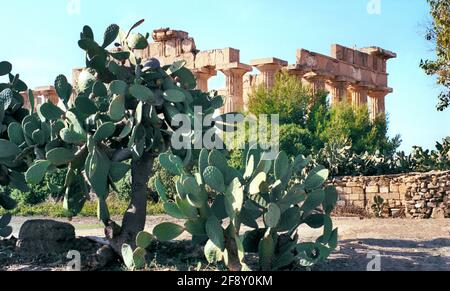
250, 58, 287, 90
218, 62, 252, 113
286, 64, 306, 82
192, 67, 217, 92
326, 80, 348, 105
368, 90, 388, 120
348, 85, 369, 107
303, 72, 328, 95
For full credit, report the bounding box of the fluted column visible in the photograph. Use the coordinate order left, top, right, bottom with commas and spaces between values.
218, 62, 252, 113
326, 80, 348, 105
250, 58, 288, 90
348, 85, 369, 107
368, 90, 387, 120
192, 67, 217, 92
303, 72, 328, 95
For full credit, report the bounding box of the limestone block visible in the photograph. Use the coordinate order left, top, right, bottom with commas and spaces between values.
149, 42, 164, 58
388, 193, 400, 200
352, 187, 364, 195
431, 208, 446, 219
390, 184, 400, 193
366, 185, 379, 193
158, 53, 196, 69
379, 186, 389, 194
346, 181, 359, 187
164, 39, 179, 57
182, 38, 196, 53
350, 194, 360, 201
195, 48, 240, 68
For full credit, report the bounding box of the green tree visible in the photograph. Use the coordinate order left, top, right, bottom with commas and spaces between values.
248, 71, 320, 126
421, 0, 450, 111
319, 102, 401, 155
279, 124, 314, 157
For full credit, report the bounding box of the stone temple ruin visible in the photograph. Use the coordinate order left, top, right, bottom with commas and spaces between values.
23, 28, 397, 121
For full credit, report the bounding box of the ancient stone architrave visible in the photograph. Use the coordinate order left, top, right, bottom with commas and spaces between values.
21, 86, 59, 112
23, 28, 396, 122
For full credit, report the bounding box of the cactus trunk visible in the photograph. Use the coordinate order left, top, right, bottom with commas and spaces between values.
108, 152, 155, 254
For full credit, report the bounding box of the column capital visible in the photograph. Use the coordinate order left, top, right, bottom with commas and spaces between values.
250, 57, 288, 70
217, 62, 252, 76
368, 87, 392, 98
192, 66, 217, 92
348, 82, 373, 93
303, 71, 334, 82
192, 66, 217, 77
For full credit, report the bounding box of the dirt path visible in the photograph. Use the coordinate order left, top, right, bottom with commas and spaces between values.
8, 216, 450, 271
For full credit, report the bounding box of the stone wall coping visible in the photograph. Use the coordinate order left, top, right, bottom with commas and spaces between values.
333, 170, 450, 181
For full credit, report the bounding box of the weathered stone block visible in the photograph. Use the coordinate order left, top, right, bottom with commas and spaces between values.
366, 185, 379, 193
352, 187, 364, 194
390, 185, 399, 193
195, 48, 240, 68
350, 194, 360, 201
379, 186, 389, 194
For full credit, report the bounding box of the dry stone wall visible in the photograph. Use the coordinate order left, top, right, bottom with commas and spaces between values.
333, 171, 450, 219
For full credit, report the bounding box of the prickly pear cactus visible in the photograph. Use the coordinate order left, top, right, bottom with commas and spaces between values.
121, 231, 155, 270
151, 146, 339, 271
25, 20, 225, 229
0, 61, 36, 238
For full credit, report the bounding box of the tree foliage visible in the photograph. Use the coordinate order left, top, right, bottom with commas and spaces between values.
421, 0, 450, 111
247, 71, 400, 158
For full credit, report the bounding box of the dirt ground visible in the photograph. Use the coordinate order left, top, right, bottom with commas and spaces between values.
3, 216, 450, 271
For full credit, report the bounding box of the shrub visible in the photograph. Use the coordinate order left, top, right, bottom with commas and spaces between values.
10, 169, 66, 205
248, 71, 320, 126
319, 102, 401, 156
279, 124, 314, 157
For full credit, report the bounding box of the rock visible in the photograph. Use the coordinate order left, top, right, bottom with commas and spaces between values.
16, 220, 76, 256
18, 220, 75, 241
431, 208, 446, 219
427, 202, 437, 208
390, 209, 400, 217
415, 203, 424, 209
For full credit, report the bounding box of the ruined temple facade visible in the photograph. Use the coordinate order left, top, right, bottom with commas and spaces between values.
25, 28, 397, 121
135, 28, 396, 120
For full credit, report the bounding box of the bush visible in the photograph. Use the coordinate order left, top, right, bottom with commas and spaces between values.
319, 102, 401, 156
149, 158, 179, 200
0, 196, 164, 218
9, 169, 66, 205
279, 124, 314, 157
114, 172, 132, 202
248, 71, 319, 126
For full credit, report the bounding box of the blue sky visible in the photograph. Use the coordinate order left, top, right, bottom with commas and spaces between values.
0, 0, 447, 152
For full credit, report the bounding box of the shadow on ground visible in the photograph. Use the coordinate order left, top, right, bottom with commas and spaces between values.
315, 238, 450, 271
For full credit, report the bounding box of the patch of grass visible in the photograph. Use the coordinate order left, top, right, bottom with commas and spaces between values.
0, 196, 164, 218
